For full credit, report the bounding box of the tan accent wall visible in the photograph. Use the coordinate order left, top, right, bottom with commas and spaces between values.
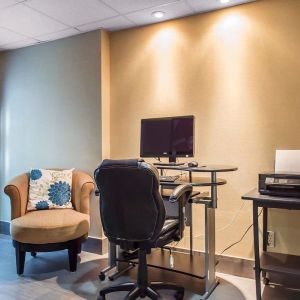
96, 30, 111, 241
101, 30, 111, 159
109, 0, 300, 259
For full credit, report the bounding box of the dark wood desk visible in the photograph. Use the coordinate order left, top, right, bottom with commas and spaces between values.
242, 189, 300, 300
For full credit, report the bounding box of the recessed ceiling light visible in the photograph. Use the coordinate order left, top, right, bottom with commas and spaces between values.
152, 11, 165, 19
220, 0, 230, 3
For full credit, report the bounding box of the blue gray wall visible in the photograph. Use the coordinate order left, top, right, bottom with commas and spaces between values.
0, 31, 102, 237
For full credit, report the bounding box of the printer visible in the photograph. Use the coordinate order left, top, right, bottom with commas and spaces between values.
259, 172, 300, 198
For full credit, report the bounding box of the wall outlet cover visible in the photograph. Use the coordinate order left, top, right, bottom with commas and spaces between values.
267, 231, 275, 248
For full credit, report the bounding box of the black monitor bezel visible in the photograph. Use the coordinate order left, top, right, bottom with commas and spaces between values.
140, 115, 194, 158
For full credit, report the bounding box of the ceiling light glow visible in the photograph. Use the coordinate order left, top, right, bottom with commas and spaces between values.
152, 11, 165, 19
220, 0, 230, 3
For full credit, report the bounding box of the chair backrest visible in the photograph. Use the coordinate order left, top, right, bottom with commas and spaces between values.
94, 159, 166, 245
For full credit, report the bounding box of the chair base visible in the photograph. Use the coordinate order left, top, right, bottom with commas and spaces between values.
13, 235, 86, 275
98, 282, 184, 300
98, 249, 184, 300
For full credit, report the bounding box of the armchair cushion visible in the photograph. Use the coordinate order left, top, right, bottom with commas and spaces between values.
11, 209, 89, 244
27, 169, 73, 211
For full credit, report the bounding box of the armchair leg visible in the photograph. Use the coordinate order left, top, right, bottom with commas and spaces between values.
68, 244, 79, 272
12, 236, 87, 275
77, 244, 82, 254
15, 242, 26, 275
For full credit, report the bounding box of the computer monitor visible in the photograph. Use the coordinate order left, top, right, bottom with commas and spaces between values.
140, 115, 194, 163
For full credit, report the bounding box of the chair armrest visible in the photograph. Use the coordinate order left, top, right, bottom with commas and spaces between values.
168, 184, 193, 240
169, 184, 193, 203
4, 173, 29, 220
72, 171, 95, 215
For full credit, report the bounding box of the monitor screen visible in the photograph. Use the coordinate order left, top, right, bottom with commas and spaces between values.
140, 116, 194, 158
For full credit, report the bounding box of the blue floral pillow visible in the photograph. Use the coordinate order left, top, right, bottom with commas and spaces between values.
27, 169, 74, 211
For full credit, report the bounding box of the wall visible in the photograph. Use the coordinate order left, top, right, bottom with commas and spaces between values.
100, 31, 111, 160
109, 0, 300, 258
0, 31, 102, 238
98, 30, 111, 242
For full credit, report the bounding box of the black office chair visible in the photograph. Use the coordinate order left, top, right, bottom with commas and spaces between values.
94, 159, 192, 300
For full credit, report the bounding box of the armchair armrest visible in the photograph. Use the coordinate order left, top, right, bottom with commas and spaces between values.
72, 171, 95, 215
169, 184, 193, 203
4, 173, 29, 220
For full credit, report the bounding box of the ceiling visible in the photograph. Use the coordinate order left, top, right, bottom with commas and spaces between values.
0, 0, 255, 51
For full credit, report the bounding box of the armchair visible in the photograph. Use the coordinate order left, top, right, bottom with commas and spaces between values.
4, 170, 95, 275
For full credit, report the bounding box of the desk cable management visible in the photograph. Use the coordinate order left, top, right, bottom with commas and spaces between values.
193, 202, 247, 239
218, 208, 263, 257
189, 202, 263, 262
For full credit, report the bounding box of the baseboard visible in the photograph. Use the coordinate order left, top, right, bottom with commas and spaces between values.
83, 236, 108, 255
0, 220, 108, 255
171, 246, 255, 279
0, 221, 10, 235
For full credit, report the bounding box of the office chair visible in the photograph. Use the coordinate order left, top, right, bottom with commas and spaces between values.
94, 159, 192, 300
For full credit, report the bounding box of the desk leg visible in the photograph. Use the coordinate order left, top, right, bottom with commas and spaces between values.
262, 207, 268, 252
99, 242, 117, 281
100, 242, 135, 281
189, 171, 193, 255
109, 242, 117, 267
211, 172, 217, 209
189, 202, 193, 255
253, 203, 262, 300
201, 205, 218, 300
262, 207, 268, 282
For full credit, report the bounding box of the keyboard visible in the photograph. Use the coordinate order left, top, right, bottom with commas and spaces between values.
159, 175, 180, 182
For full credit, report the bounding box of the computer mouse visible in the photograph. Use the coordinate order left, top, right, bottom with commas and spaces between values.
188, 161, 198, 167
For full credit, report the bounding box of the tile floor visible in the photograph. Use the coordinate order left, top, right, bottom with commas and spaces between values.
0, 234, 274, 300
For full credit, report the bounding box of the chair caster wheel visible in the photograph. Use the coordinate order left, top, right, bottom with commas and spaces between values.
175, 291, 184, 300
263, 277, 270, 285
98, 272, 106, 281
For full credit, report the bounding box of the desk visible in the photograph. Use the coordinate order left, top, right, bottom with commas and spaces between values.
242, 189, 300, 300
100, 164, 237, 300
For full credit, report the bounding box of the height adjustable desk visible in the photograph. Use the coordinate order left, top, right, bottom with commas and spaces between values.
99, 164, 237, 300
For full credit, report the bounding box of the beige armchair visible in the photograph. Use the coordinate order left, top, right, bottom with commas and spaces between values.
4, 170, 95, 275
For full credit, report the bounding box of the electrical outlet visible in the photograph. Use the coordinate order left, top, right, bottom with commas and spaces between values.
267, 231, 275, 248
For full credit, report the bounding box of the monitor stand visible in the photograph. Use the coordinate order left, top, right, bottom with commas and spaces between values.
153, 156, 185, 166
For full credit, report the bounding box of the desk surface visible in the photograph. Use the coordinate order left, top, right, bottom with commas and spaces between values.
160, 177, 227, 187
155, 164, 238, 173
242, 188, 300, 206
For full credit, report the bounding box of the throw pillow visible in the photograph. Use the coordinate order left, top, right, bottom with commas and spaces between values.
27, 168, 74, 211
